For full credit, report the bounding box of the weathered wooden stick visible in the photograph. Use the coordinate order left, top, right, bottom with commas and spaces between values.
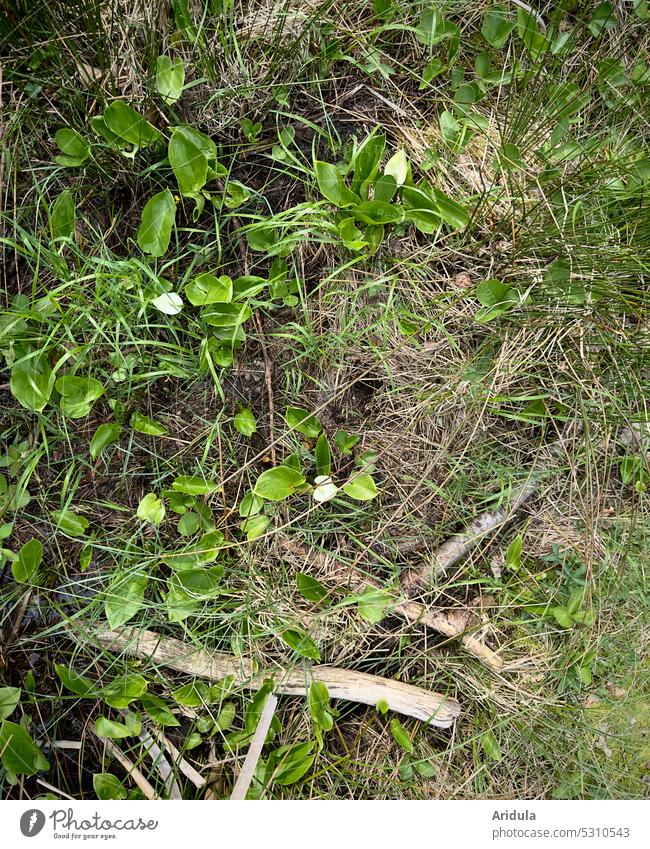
400, 478, 538, 595
281, 539, 503, 671
93, 626, 460, 728
230, 693, 278, 801
402, 429, 582, 594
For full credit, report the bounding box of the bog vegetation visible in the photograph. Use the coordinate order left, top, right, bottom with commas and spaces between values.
0, 0, 648, 799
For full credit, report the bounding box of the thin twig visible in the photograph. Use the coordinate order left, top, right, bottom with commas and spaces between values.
280, 538, 502, 671
230, 693, 278, 800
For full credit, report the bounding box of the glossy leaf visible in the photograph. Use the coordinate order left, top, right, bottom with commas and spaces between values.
0, 687, 21, 720
0, 720, 49, 775
390, 718, 413, 753
93, 773, 127, 800
280, 628, 321, 661
285, 407, 321, 438
185, 272, 233, 306
55, 375, 104, 418
136, 492, 165, 525
254, 466, 306, 501
234, 408, 257, 437
49, 189, 75, 241
104, 572, 148, 629
131, 411, 168, 435
12, 538, 43, 584
353, 200, 404, 225
342, 473, 378, 501
155, 55, 185, 104
54, 128, 90, 167
10, 358, 53, 413
137, 189, 176, 257
314, 160, 359, 208
296, 573, 328, 603
90, 423, 122, 459
103, 101, 161, 148
171, 475, 220, 495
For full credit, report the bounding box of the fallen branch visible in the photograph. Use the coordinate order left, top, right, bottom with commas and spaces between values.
92, 626, 460, 728
281, 538, 503, 672
401, 430, 580, 594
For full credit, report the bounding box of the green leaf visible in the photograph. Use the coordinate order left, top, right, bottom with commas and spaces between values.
52, 508, 89, 537
185, 272, 233, 306
12, 538, 43, 584
588, 2, 616, 37
93, 773, 128, 800
254, 466, 306, 501
178, 511, 200, 536
475, 279, 517, 323
481, 5, 515, 49
315, 433, 331, 477
309, 681, 333, 731
131, 411, 168, 435
240, 514, 270, 541
356, 586, 392, 623
314, 160, 360, 208
351, 132, 385, 195
141, 694, 181, 727
431, 188, 469, 229
0, 720, 49, 775
353, 200, 404, 225
269, 741, 315, 785
137, 189, 176, 257
506, 534, 522, 570
285, 407, 322, 438
104, 572, 149, 629
480, 730, 502, 762
551, 605, 574, 629
55, 664, 99, 697
172, 682, 210, 708
384, 149, 408, 186
169, 127, 209, 196
401, 186, 441, 234
171, 475, 220, 496
296, 572, 328, 603
103, 101, 161, 148
390, 718, 413, 753
0, 687, 21, 720
10, 357, 53, 412
166, 530, 225, 570
49, 189, 75, 241
102, 673, 147, 709
280, 628, 321, 661
342, 474, 378, 501
202, 302, 252, 327
95, 714, 140, 739
54, 128, 90, 167
55, 375, 104, 418
234, 408, 257, 437
373, 174, 398, 204
136, 492, 165, 525
239, 491, 263, 518
155, 55, 185, 104
416, 9, 459, 46
333, 430, 359, 455
90, 423, 122, 459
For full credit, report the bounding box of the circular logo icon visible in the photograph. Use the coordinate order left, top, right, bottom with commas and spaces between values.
20, 809, 46, 838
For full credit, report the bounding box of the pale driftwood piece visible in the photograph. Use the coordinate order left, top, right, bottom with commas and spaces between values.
137, 726, 182, 800
90, 729, 157, 800
230, 693, 278, 801
149, 728, 206, 789
281, 539, 503, 672
93, 626, 460, 728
